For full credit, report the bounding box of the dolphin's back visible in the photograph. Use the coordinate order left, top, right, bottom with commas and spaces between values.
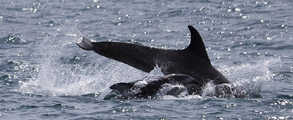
76, 25, 230, 84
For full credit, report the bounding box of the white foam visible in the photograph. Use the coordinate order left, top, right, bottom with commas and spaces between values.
201, 58, 280, 97
18, 27, 153, 97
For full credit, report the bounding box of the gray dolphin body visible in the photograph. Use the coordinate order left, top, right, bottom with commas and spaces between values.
105, 74, 203, 99
77, 25, 230, 98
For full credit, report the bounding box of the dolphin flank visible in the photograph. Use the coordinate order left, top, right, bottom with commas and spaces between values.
77, 25, 230, 98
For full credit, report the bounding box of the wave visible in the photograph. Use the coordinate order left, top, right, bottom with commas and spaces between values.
0, 35, 27, 45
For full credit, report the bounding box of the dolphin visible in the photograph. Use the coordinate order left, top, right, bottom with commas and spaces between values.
104, 74, 238, 99
77, 25, 230, 98
104, 74, 203, 99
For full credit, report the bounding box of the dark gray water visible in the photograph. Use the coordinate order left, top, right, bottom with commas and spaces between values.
0, 0, 292, 119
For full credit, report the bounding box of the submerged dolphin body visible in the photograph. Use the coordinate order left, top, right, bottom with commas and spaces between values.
104, 74, 203, 99
77, 25, 230, 98
104, 74, 236, 99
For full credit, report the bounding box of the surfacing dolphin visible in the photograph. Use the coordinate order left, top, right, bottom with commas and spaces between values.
105, 74, 203, 99
77, 25, 230, 99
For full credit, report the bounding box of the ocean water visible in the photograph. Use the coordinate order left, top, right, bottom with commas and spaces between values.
0, 0, 292, 119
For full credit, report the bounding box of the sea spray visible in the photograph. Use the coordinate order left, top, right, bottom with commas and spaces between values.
18, 28, 149, 97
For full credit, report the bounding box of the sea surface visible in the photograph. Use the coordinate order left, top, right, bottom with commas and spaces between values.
0, 0, 292, 119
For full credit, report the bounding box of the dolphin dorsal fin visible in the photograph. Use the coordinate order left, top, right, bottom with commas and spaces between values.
185, 25, 211, 64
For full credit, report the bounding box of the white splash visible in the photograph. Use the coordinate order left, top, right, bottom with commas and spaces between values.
157, 84, 188, 97
202, 58, 280, 98
18, 27, 151, 97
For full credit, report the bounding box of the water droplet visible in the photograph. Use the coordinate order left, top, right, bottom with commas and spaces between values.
266, 37, 272, 41
260, 19, 264, 23
235, 8, 241, 12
